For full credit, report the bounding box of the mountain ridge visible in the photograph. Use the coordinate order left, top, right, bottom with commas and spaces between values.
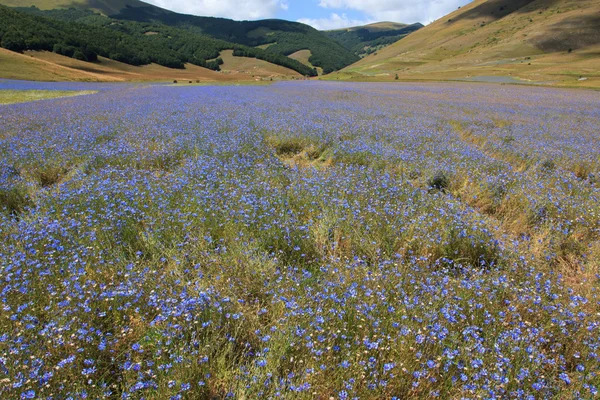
0, 0, 360, 75
326, 22, 411, 32
334, 0, 600, 88
323, 22, 423, 58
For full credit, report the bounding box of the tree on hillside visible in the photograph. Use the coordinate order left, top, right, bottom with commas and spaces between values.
1, 32, 26, 52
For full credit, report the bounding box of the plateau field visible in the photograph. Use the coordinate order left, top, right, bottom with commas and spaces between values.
1, 0, 599, 399
1, 78, 600, 399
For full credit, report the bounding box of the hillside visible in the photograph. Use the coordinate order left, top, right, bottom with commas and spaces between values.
288, 50, 324, 76
0, 0, 359, 75
0, 4, 318, 81
335, 0, 600, 88
0, 47, 300, 82
324, 22, 423, 58
113, 7, 359, 74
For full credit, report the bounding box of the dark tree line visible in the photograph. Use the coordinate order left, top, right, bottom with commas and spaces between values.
111, 6, 358, 74
0, 6, 317, 75
233, 48, 317, 76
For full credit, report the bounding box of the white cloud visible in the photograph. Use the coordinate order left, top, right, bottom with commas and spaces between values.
297, 13, 373, 30
317, 0, 469, 24
143, 0, 287, 20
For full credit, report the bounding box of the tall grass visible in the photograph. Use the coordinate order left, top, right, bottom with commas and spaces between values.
0, 81, 599, 399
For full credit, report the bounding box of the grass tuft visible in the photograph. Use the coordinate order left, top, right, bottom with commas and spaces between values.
0, 184, 34, 216
27, 163, 72, 187
427, 170, 451, 192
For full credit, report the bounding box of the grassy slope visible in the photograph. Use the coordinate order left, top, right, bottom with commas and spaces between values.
0, 48, 284, 82
0, 48, 122, 81
218, 50, 301, 79
333, 0, 600, 88
0, 0, 358, 74
0, 89, 96, 104
288, 50, 324, 76
329, 22, 409, 33
0, 0, 148, 14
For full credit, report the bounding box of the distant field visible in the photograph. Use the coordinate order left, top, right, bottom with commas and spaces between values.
0, 89, 96, 104
1, 81, 599, 399
288, 49, 324, 75
0, 48, 301, 82
218, 49, 302, 79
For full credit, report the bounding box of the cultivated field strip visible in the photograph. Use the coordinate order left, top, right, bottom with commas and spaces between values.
0, 81, 599, 399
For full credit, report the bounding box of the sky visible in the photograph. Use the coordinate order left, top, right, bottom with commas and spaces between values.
144, 0, 473, 30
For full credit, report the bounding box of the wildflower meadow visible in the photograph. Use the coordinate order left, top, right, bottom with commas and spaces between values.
1, 80, 599, 399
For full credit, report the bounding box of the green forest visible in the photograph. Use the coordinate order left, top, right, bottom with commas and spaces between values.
0, 6, 319, 76
113, 6, 359, 74
0, 2, 423, 77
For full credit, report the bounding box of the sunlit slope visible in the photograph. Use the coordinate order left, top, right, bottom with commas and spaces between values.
0, 0, 148, 15
217, 50, 302, 79
336, 0, 600, 87
0, 0, 359, 74
288, 50, 324, 75
0, 48, 277, 82
331, 22, 410, 32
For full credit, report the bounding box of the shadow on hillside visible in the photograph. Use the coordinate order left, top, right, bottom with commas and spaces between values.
533, 15, 600, 51
447, 0, 561, 23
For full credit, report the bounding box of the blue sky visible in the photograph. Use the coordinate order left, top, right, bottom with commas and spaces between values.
144, 0, 472, 29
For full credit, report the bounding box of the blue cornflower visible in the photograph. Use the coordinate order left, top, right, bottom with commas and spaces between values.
559, 373, 571, 385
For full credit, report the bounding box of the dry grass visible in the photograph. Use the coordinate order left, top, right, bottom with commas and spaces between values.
288, 50, 324, 76
0, 89, 96, 104
328, 21, 409, 33
0, 48, 301, 82
264, 134, 333, 169
218, 50, 301, 80
331, 0, 600, 89
0, 0, 149, 15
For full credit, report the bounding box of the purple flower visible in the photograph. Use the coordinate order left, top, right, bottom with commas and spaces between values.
559, 373, 571, 385
21, 391, 35, 399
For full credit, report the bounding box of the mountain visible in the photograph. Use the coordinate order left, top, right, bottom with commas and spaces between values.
0, 0, 359, 75
112, 7, 359, 73
335, 0, 600, 88
0, 4, 320, 79
324, 22, 423, 58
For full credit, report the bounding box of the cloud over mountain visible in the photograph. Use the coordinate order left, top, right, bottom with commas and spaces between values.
144, 0, 288, 20
317, 0, 468, 24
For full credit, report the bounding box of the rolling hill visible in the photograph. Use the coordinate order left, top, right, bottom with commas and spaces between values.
0, 0, 359, 75
0, 47, 264, 82
334, 0, 600, 88
0, 0, 150, 15
324, 22, 423, 58
0, 4, 315, 81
